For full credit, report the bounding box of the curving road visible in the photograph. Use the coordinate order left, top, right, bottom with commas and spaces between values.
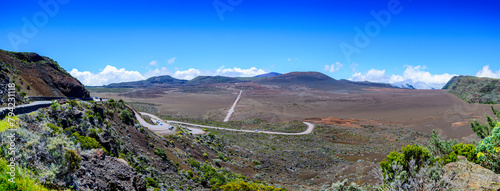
129, 90, 316, 136
223, 90, 242, 122
137, 111, 315, 135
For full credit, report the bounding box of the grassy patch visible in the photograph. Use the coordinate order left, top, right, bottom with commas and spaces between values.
0, 116, 20, 132
0, 157, 54, 191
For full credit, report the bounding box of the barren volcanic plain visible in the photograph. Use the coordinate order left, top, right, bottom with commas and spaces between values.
88, 73, 494, 188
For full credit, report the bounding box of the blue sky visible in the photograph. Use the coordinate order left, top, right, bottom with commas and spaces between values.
1, 0, 499, 88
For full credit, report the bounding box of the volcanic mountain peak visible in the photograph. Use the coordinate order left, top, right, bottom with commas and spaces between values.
254, 71, 336, 84
145, 75, 188, 84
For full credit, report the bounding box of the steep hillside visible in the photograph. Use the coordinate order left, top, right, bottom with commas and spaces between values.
107, 75, 187, 88
443, 75, 500, 104
0, 100, 285, 190
0, 50, 90, 105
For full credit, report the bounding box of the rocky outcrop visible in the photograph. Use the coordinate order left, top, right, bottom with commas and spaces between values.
443, 156, 500, 190
443, 75, 500, 104
0, 49, 90, 100
73, 150, 146, 191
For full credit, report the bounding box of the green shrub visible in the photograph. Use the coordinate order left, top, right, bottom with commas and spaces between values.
189, 158, 201, 168
72, 132, 106, 151
154, 148, 168, 161
220, 180, 284, 191
471, 106, 499, 139
324, 179, 362, 191
64, 150, 81, 173
428, 130, 456, 157
50, 101, 59, 111
108, 99, 116, 107
19, 92, 26, 97
68, 100, 78, 107
476, 122, 500, 173
380, 144, 431, 182
120, 110, 134, 125
145, 177, 158, 187
46, 123, 62, 134
450, 143, 478, 164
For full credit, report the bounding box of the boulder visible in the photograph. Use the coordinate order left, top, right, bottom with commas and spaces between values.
443, 156, 500, 190
73, 149, 147, 191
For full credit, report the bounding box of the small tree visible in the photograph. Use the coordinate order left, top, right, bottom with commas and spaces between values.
471, 106, 499, 139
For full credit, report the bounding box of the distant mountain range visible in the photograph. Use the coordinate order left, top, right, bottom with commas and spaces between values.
106, 71, 398, 91
443, 75, 500, 104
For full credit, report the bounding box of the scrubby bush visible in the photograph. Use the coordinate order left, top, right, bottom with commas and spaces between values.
380, 145, 431, 182
120, 110, 134, 125
446, 144, 478, 164
428, 130, 456, 157
71, 132, 106, 151
108, 99, 116, 107
67, 100, 78, 107
476, 122, 500, 173
145, 177, 158, 187
46, 123, 62, 134
471, 106, 499, 139
220, 180, 284, 191
323, 179, 363, 191
154, 148, 168, 161
50, 101, 59, 111
64, 150, 81, 173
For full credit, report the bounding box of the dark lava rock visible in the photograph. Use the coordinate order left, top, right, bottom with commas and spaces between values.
73, 150, 146, 191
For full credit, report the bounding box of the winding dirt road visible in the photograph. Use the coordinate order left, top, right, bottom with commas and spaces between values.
131, 90, 315, 135
137, 112, 315, 135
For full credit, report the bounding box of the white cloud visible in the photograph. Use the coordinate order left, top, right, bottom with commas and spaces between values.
173, 68, 201, 80
144, 67, 171, 78
70, 64, 270, 85
287, 58, 291, 62
215, 66, 267, 77
324, 62, 344, 73
149, 60, 158, 66
476, 65, 500, 78
350, 65, 457, 89
168, 57, 177, 64
70, 65, 145, 86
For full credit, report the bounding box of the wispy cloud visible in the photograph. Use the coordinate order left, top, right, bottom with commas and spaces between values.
324, 62, 344, 73
167, 57, 177, 64
149, 60, 158, 66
